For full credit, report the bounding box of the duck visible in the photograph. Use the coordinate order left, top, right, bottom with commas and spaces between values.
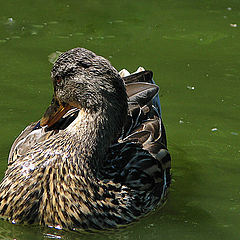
0, 48, 171, 230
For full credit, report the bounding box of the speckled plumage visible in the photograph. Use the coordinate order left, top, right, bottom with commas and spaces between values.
0, 48, 171, 230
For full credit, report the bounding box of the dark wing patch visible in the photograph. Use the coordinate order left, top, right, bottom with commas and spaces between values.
126, 83, 159, 106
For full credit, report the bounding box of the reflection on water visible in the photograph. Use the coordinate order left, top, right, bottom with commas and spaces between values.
0, 0, 240, 239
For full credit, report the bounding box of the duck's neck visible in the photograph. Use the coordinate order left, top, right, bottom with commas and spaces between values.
65, 108, 118, 172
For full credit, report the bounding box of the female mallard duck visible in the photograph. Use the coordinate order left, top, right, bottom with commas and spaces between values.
0, 48, 171, 230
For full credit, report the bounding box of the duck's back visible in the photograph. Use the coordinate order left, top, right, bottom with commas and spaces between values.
101, 68, 171, 211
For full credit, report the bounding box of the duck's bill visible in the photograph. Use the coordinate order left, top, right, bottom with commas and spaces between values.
40, 97, 72, 127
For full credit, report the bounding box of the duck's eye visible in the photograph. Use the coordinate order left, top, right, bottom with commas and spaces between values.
56, 77, 62, 84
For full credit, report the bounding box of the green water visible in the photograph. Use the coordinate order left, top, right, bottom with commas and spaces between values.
0, 0, 239, 239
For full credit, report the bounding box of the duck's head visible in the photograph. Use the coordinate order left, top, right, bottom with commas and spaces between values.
40, 48, 128, 130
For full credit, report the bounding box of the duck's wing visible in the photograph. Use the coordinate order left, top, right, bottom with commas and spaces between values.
8, 121, 44, 165
8, 108, 79, 165
103, 68, 171, 208
122, 68, 166, 148
120, 67, 162, 116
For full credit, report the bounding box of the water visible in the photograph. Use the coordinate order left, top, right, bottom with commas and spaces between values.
0, 0, 239, 239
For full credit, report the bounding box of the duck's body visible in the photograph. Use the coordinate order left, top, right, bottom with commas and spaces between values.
0, 48, 171, 230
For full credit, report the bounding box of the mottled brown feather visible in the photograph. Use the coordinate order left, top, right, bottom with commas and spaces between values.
0, 48, 171, 230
